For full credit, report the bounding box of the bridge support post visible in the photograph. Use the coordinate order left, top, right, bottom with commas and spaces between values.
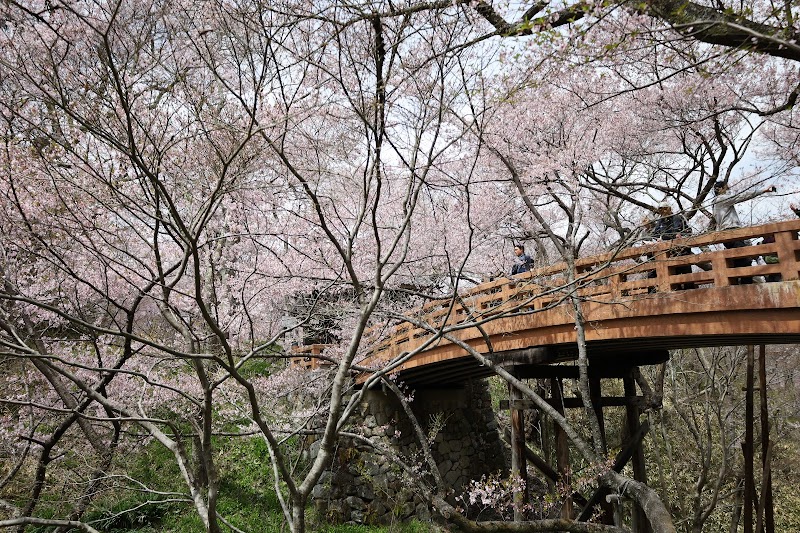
538, 379, 554, 493
758, 345, 775, 533
590, 376, 607, 446
551, 377, 573, 519
624, 374, 651, 533
509, 371, 529, 521
590, 376, 615, 526
744, 345, 755, 533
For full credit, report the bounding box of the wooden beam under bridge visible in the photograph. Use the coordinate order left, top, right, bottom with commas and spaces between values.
500, 395, 649, 410
509, 350, 669, 380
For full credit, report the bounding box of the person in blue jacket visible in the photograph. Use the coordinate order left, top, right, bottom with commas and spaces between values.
511, 244, 533, 275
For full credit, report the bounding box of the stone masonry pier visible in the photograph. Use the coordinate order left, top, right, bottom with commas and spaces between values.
310, 379, 506, 525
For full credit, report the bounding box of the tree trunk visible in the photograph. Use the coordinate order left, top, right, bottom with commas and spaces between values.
601, 471, 677, 533
292, 498, 306, 533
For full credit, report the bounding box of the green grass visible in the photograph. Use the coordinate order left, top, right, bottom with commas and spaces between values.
77, 436, 440, 532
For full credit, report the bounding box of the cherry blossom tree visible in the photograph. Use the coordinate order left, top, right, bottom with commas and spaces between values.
0, 1, 798, 533
0, 1, 507, 532
468, 1, 800, 187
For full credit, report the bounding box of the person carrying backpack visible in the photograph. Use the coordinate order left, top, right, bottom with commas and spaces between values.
649, 202, 694, 290
511, 244, 534, 275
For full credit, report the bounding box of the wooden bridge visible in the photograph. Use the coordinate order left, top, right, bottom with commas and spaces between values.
295, 219, 800, 386
296, 218, 800, 531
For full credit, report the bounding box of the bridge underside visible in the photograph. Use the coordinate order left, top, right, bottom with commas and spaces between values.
379, 282, 800, 387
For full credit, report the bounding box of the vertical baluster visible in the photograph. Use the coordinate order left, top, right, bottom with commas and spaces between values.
608, 271, 621, 300
655, 249, 671, 293
774, 229, 799, 281
712, 250, 730, 288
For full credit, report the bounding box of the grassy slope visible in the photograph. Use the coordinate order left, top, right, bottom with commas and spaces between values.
78, 437, 439, 533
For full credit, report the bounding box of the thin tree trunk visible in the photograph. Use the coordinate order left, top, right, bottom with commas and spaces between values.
729, 476, 744, 533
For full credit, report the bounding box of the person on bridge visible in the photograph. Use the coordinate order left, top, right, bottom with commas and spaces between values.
712, 181, 777, 284
648, 202, 694, 290
511, 244, 534, 275
651, 202, 691, 240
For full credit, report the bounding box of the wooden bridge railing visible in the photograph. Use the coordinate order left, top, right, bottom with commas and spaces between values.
294, 219, 800, 369
291, 344, 330, 370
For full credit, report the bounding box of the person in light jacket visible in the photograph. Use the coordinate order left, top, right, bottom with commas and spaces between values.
712, 181, 776, 284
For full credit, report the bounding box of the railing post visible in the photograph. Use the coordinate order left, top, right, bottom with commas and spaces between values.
655, 251, 671, 293
712, 253, 730, 288
774, 230, 798, 281
311, 345, 321, 370
608, 272, 621, 300
502, 279, 514, 312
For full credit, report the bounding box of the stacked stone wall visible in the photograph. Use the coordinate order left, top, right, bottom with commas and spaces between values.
311, 379, 506, 525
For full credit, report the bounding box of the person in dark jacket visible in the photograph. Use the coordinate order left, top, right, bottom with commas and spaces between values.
511, 244, 533, 275
651, 202, 691, 240
648, 202, 694, 290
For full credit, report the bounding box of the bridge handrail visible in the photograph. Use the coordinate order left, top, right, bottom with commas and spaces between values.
295, 219, 800, 368
290, 344, 331, 370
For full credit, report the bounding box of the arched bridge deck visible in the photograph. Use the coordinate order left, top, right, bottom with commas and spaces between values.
297, 220, 800, 386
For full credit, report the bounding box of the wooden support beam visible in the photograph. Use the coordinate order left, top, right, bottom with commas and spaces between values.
590, 376, 614, 526
394, 359, 492, 387
509, 375, 529, 521
590, 376, 606, 448
500, 426, 590, 508
516, 365, 639, 379
492, 346, 553, 366
502, 425, 557, 483
514, 351, 669, 380
624, 375, 651, 533
744, 345, 755, 533
758, 345, 775, 533
500, 396, 648, 410
757, 443, 774, 533
552, 377, 572, 520
538, 379, 555, 493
